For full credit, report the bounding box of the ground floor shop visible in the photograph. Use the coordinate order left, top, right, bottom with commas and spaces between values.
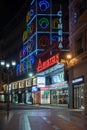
38, 81, 69, 106
71, 76, 84, 109
73, 84, 84, 109
69, 63, 86, 112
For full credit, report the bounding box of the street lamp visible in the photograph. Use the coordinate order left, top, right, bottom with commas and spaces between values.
65, 53, 72, 65
0, 60, 16, 111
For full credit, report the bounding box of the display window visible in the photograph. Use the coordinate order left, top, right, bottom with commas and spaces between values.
41, 90, 50, 104
50, 88, 69, 105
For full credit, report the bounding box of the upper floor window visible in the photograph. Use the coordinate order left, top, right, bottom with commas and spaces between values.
75, 32, 86, 55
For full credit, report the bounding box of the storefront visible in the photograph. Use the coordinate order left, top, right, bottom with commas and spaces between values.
40, 88, 50, 104
50, 82, 69, 106
72, 76, 84, 109
36, 61, 69, 106
11, 82, 18, 103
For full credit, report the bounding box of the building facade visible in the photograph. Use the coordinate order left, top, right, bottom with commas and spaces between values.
69, 0, 87, 114
0, 0, 69, 107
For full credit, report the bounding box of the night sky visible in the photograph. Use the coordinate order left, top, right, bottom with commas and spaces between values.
0, 0, 30, 29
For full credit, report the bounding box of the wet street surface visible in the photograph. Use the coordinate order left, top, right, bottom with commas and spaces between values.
0, 106, 87, 130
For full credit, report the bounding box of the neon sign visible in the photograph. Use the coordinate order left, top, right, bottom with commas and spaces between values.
39, 0, 50, 12
39, 18, 49, 29
27, 40, 34, 53
22, 31, 27, 42
39, 36, 49, 47
23, 45, 27, 57
37, 54, 59, 72
26, 24, 34, 34
30, 8, 34, 17
52, 18, 62, 29
26, 11, 30, 23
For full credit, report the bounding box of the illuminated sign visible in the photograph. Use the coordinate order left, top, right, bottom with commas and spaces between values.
39, 0, 50, 12
26, 11, 30, 23
32, 87, 38, 92
19, 81, 25, 88
26, 79, 32, 87
33, 78, 37, 85
39, 18, 49, 29
30, 8, 34, 17
39, 36, 49, 47
37, 54, 59, 72
37, 77, 45, 87
12, 83, 18, 90
72, 76, 84, 85
26, 24, 34, 34
22, 31, 27, 42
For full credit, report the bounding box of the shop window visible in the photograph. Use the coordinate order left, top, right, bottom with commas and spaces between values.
46, 76, 52, 85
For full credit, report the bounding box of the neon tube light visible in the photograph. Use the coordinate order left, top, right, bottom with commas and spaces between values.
37, 53, 59, 72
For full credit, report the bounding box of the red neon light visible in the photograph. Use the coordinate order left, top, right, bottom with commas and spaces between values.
37, 53, 59, 72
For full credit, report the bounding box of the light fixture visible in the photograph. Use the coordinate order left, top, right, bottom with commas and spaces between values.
66, 53, 72, 60
12, 61, 16, 66
0, 61, 5, 66
6, 63, 10, 68
28, 72, 33, 77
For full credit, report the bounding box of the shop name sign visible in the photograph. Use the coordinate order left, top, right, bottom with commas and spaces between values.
37, 53, 59, 72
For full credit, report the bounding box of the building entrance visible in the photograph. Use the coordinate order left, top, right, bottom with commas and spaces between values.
74, 84, 84, 109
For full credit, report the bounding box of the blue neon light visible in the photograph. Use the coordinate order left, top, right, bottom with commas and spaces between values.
30, 8, 34, 17
39, 0, 50, 12
23, 45, 27, 57
24, 62, 27, 71
52, 36, 58, 42
32, 86, 38, 92
30, 56, 35, 64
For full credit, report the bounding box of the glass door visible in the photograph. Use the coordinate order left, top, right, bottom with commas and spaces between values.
74, 84, 84, 109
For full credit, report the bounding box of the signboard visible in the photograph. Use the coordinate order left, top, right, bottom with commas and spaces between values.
37, 77, 45, 87
37, 53, 59, 72
26, 79, 32, 87
19, 81, 25, 88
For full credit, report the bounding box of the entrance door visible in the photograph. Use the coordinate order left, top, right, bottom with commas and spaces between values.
74, 84, 84, 109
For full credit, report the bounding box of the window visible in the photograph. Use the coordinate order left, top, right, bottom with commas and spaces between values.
75, 32, 86, 55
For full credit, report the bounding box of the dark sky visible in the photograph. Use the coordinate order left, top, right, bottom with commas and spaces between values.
0, 0, 28, 29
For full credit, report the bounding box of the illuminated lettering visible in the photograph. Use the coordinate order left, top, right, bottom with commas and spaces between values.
37, 54, 59, 72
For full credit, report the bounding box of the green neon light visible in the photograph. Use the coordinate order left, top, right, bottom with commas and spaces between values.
39, 18, 49, 29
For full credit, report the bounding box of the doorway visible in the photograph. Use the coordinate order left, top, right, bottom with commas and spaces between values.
74, 84, 84, 109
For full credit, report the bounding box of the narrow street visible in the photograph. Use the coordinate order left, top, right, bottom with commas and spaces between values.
0, 105, 87, 130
